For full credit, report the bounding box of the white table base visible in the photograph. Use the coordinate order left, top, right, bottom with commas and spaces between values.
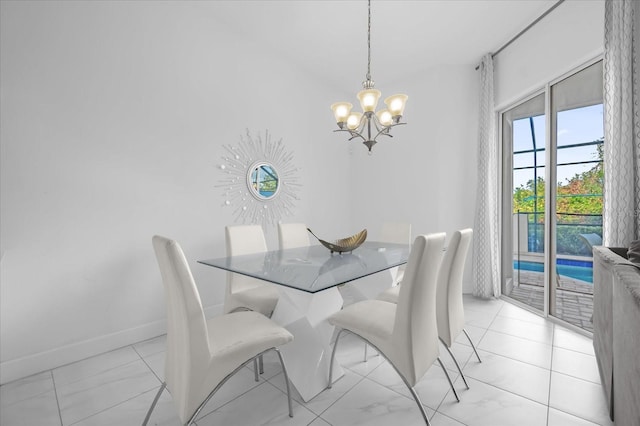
270, 286, 345, 402
338, 269, 395, 306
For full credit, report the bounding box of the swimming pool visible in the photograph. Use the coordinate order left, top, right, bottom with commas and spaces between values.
513, 259, 593, 283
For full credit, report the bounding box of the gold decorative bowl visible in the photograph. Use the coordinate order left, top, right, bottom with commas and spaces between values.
307, 228, 367, 254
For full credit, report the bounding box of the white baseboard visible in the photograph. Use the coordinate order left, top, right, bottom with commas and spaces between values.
0, 304, 224, 385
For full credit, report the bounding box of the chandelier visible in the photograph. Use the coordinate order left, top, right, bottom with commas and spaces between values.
330, 0, 408, 153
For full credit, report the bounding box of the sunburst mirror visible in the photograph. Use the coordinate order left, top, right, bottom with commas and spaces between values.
218, 130, 301, 227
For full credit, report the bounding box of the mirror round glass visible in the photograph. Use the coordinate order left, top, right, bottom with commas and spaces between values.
247, 162, 280, 200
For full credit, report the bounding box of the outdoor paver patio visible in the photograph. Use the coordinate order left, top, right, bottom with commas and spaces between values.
506, 270, 594, 332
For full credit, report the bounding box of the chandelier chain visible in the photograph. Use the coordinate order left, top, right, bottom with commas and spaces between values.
366, 0, 371, 82
330, 0, 407, 153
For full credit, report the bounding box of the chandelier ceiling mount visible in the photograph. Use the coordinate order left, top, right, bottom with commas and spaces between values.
330, 0, 408, 153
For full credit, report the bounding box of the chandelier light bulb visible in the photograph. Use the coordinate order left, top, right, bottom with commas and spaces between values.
331, 102, 353, 124
347, 112, 363, 130
357, 89, 381, 112
385, 94, 408, 117
376, 109, 393, 126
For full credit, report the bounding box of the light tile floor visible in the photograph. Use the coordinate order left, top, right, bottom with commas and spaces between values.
0, 296, 614, 426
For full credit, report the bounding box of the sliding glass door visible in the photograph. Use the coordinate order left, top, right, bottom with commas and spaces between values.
502, 60, 603, 332
501, 93, 547, 313
549, 61, 603, 331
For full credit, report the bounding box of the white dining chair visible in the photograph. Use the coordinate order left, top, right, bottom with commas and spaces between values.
278, 222, 311, 250
328, 233, 459, 426
435, 229, 481, 377
143, 236, 294, 426
224, 224, 279, 317
377, 228, 481, 389
361, 221, 412, 360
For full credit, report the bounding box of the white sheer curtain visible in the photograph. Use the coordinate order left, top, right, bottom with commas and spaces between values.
472, 54, 501, 298
603, 0, 640, 246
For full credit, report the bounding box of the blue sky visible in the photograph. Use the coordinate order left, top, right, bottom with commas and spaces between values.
512, 104, 604, 190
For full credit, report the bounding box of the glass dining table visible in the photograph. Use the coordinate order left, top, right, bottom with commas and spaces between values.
198, 241, 410, 402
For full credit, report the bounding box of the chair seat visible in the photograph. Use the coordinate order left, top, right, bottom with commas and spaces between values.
207, 310, 293, 362
226, 284, 279, 317
329, 299, 396, 353
377, 285, 400, 303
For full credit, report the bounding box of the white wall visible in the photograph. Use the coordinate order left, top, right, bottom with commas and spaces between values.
0, 1, 351, 384
494, 0, 605, 109
348, 65, 480, 292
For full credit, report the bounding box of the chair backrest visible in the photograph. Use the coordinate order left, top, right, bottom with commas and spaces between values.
392, 232, 446, 387
152, 235, 210, 423
380, 222, 412, 245
225, 224, 268, 256
278, 222, 310, 250
436, 229, 473, 347
224, 225, 269, 310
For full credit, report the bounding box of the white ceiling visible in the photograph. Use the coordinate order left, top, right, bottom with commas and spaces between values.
199, 0, 558, 92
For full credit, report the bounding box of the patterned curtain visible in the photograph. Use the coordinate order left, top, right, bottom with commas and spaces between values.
472, 54, 501, 298
603, 0, 640, 246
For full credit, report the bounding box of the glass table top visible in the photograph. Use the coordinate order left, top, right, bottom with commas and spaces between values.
198, 241, 410, 294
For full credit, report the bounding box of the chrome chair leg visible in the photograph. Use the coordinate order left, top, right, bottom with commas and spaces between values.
439, 338, 469, 389
184, 347, 293, 425
142, 382, 166, 426
406, 383, 432, 426
259, 354, 264, 374
336, 332, 433, 425
462, 328, 481, 363
274, 348, 294, 417
364, 343, 368, 362
253, 358, 259, 382
436, 357, 460, 402
328, 329, 346, 389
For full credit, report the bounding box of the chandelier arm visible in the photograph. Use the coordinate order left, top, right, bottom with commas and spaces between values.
372, 122, 407, 141
332, 128, 367, 142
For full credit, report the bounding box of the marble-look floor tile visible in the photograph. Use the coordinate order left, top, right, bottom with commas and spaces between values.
132, 334, 167, 358
437, 377, 548, 426
308, 417, 331, 426
488, 315, 554, 345
547, 407, 602, 426
194, 367, 268, 418
56, 359, 159, 425
320, 376, 435, 426
463, 308, 497, 329
0, 298, 615, 426
269, 369, 363, 416
430, 412, 466, 426
497, 302, 548, 325
333, 333, 386, 377
196, 381, 316, 426
553, 326, 595, 356
551, 346, 600, 384
462, 349, 550, 404
0, 389, 61, 426
72, 386, 181, 426
53, 346, 141, 386
366, 360, 459, 410
142, 350, 165, 381
462, 295, 504, 316
0, 371, 54, 407
548, 371, 613, 426
478, 330, 552, 369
